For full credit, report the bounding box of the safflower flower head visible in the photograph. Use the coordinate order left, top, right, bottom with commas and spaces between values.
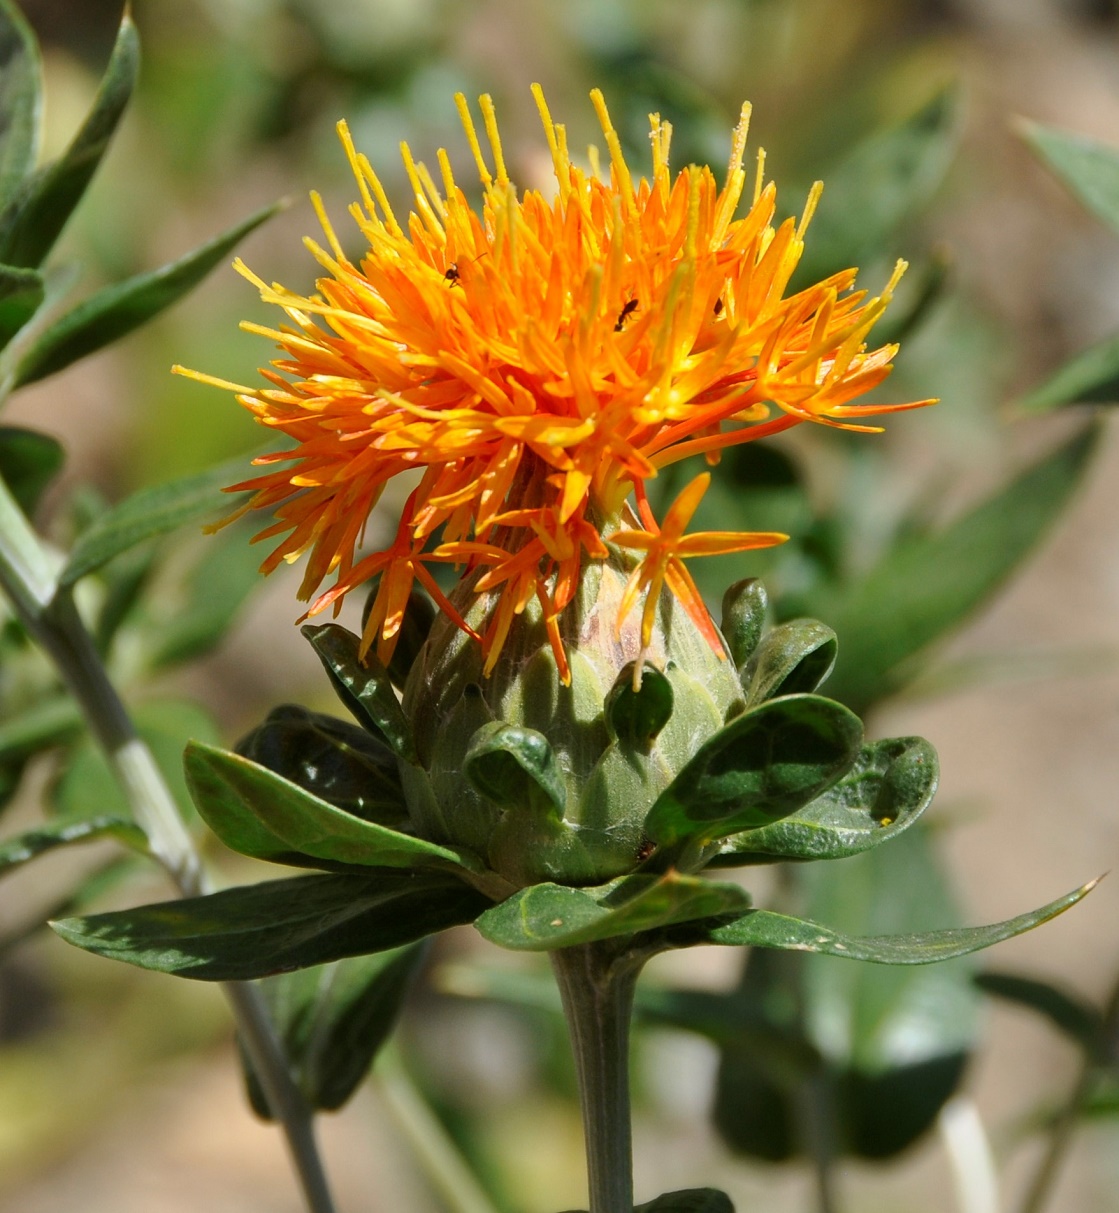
177, 87, 931, 685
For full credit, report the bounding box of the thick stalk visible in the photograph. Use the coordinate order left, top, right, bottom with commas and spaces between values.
0, 482, 336, 1213
550, 942, 641, 1213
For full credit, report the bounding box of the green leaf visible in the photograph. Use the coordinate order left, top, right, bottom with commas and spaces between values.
13, 201, 282, 386
0, 696, 82, 764
644, 694, 863, 850
560, 1188, 736, 1213
742, 618, 837, 705
1022, 120, 1119, 237
51, 870, 490, 981
975, 971, 1104, 1055
0, 425, 62, 513
695, 879, 1096, 962
244, 943, 426, 1117
795, 86, 960, 284
474, 872, 750, 952
52, 699, 220, 823
0, 10, 139, 268
711, 736, 938, 865
605, 662, 674, 750
720, 578, 768, 671
302, 622, 416, 761
59, 454, 253, 587
0, 814, 146, 873
0, 1, 40, 212
0, 260, 42, 344
184, 740, 478, 872
1016, 330, 1119, 414
786, 424, 1101, 712
464, 722, 566, 816
236, 705, 411, 833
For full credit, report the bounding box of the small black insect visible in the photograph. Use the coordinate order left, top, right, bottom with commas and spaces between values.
713, 297, 724, 316
444, 262, 461, 285
615, 298, 639, 331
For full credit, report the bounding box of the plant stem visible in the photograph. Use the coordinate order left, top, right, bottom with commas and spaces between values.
798, 1073, 840, 1213
550, 942, 642, 1213
378, 1054, 503, 1213
0, 480, 337, 1213
1015, 971, 1119, 1213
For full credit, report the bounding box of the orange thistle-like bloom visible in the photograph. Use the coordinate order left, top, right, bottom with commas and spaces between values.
177, 87, 931, 682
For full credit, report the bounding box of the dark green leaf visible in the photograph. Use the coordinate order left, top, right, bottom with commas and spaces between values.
0, 11, 138, 268
474, 872, 750, 952
379, 586, 436, 690
605, 662, 673, 750
0, 0, 40, 211
786, 424, 1100, 711
51, 870, 490, 981
0, 260, 42, 344
1016, 331, 1119, 414
742, 618, 837, 705
14, 202, 282, 385
52, 699, 220, 823
975, 971, 1104, 1055
0, 814, 146, 872
1022, 120, 1119, 237
695, 879, 1096, 961
236, 705, 410, 832
637, 1192, 735, 1213
711, 736, 938, 865
59, 454, 253, 587
644, 694, 863, 850
0, 425, 63, 513
795, 86, 960, 284
244, 943, 426, 1117
464, 722, 565, 816
184, 740, 477, 872
302, 622, 416, 761
720, 578, 768, 671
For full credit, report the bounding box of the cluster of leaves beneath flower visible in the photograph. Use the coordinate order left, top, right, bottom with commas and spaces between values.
50, 574, 1092, 1125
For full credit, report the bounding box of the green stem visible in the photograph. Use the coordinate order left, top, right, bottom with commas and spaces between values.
1016, 973, 1119, 1213
799, 1073, 840, 1213
378, 1054, 503, 1213
550, 942, 642, 1213
0, 479, 337, 1213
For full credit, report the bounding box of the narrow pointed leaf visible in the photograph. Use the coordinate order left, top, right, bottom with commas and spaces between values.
0, 11, 139, 268
302, 622, 416, 761
644, 694, 863, 849
244, 943, 426, 1117
60, 454, 253, 586
51, 871, 490, 980
743, 618, 837, 705
14, 202, 282, 386
561, 1187, 736, 1213
474, 872, 751, 952
785, 424, 1100, 711
0, 260, 42, 344
795, 86, 960, 283
0, 814, 147, 873
0, 1, 40, 211
0, 425, 63, 512
975, 971, 1104, 1054
711, 736, 938, 865
1016, 330, 1119, 414
1022, 120, 1119, 237
697, 879, 1096, 962
185, 740, 478, 872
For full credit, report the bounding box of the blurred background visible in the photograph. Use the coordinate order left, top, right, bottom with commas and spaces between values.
2, 0, 1119, 1211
